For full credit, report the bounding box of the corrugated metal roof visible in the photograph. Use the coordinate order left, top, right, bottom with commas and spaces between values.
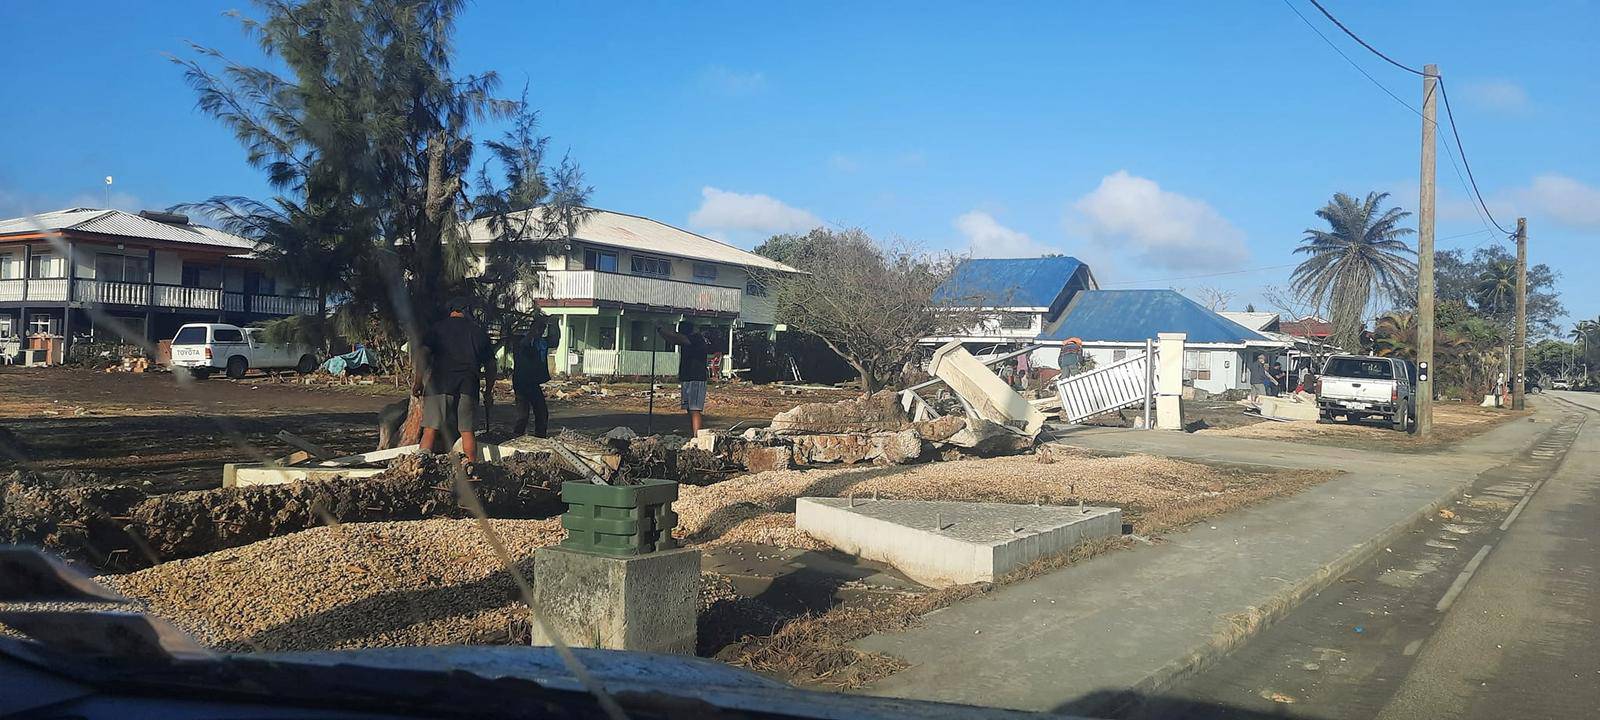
932, 256, 1089, 309
0, 208, 260, 252
1218, 311, 1280, 332
1040, 289, 1269, 345
462, 207, 799, 273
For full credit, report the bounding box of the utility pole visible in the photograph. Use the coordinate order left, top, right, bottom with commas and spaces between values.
1416, 64, 1438, 436
1513, 217, 1528, 409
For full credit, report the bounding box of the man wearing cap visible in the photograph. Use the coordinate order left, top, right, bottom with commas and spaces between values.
413, 297, 494, 463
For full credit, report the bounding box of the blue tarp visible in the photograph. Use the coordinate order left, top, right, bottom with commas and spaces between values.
321, 346, 377, 376
1039, 289, 1267, 344
932, 256, 1087, 313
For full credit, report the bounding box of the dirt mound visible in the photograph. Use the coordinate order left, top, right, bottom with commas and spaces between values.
1, 453, 574, 572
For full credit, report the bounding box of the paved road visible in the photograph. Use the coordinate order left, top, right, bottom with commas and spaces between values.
1153, 392, 1600, 719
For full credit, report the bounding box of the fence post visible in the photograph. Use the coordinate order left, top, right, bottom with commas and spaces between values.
1142, 338, 1154, 429
1155, 333, 1186, 430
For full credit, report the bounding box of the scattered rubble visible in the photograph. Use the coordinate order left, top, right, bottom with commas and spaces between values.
0, 452, 573, 572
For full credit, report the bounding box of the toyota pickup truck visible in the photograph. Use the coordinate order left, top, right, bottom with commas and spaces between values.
170, 323, 319, 379
1316, 354, 1415, 430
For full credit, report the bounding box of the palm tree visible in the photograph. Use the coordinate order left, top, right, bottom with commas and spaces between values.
1372, 311, 1417, 359
1291, 192, 1418, 351
1473, 257, 1519, 321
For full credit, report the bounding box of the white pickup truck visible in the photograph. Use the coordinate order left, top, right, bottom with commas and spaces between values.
170, 323, 319, 379
1316, 354, 1415, 430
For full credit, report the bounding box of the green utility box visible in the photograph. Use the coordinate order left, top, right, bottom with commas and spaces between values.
559, 479, 680, 556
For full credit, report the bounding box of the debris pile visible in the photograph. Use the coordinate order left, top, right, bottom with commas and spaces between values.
0, 452, 573, 572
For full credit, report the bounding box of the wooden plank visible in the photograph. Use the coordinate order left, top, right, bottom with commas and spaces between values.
276, 430, 337, 461
271, 449, 315, 467
317, 444, 423, 468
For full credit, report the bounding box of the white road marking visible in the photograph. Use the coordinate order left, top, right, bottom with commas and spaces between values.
1436, 544, 1493, 612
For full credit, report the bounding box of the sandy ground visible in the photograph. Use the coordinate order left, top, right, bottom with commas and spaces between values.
92, 449, 1329, 657
1196, 400, 1526, 450
0, 367, 848, 492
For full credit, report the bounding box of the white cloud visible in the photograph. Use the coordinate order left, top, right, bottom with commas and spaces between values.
1460, 79, 1529, 113
1069, 171, 1248, 271
66, 191, 143, 212
1505, 174, 1600, 228
0, 185, 142, 219
953, 210, 1060, 258
688, 187, 821, 235
697, 66, 766, 95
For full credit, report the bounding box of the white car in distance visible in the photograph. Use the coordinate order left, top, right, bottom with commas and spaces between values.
169, 323, 318, 379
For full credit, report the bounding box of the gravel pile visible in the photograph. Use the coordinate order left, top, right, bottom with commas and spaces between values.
103, 518, 564, 651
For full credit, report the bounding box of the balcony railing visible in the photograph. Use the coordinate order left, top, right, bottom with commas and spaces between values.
1, 278, 316, 316
536, 270, 742, 314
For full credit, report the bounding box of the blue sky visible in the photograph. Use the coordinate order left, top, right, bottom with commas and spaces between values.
2, 1, 1596, 325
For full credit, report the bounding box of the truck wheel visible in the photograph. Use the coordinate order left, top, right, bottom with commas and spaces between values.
1391, 405, 1407, 431
188, 367, 213, 381
296, 354, 318, 374
226, 356, 249, 380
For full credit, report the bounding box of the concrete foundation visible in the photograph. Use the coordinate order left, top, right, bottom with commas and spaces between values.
795, 498, 1121, 588
222, 464, 386, 488
531, 545, 700, 654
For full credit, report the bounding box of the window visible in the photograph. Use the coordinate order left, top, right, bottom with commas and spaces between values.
182, 263, 221, 289
213, 328, 245, 343
997, 312, 1034, 330
693, 263, 718, 281
0, 316, 13, 338
1183, 350, 1212, 381
29, 314, 57, 336
245, 270, 276, 296
0, 254, 17, 280
1324, 357, 1395, 380
28, 253, 64, 279
173, 327, 208, 345
94, 254, 150, 283
596, 325, 617, 351
631, 255, 671, 277
1112, 349, 1128, 362
745, 279, 768, 297
583, 249, 618, 272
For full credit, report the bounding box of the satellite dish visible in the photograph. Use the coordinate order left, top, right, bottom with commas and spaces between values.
105, 176, 114, 185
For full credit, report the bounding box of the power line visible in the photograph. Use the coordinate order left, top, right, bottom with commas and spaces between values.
1305, 0, 1428, 76
1437, 78, 1514, 235
1281, 0, 1507, 239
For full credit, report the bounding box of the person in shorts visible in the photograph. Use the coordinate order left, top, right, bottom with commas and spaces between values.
656, 320, 711, 434
413, 297, 494, 462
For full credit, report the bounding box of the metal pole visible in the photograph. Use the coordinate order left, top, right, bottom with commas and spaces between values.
1513, 217, 1528, 409
1142, 338, 1154, 429
1415, 63, 1438, 436
646, 325, 657, 433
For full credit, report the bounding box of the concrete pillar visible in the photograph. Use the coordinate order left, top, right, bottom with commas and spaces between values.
1156, 332, 1186, 431
555, 312, 571, 377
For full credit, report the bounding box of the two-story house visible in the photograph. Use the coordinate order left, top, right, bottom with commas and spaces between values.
0, 208, 318, 357
462, 207, 799, 378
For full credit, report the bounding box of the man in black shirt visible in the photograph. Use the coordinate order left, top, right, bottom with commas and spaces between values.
413, 297, 495, 462
510, 314, 560, 438
656, 320, 711, 434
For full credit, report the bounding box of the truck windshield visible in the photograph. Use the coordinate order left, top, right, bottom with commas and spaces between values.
172, 327, 207, 345
1326, 358, 1395, 380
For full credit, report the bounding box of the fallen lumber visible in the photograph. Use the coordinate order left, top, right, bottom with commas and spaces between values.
275, 431, 337, 461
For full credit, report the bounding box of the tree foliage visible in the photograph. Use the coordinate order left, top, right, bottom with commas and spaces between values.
175, 0, 556, 357
758, 228, 982, 394
1290, 191, 1417, 351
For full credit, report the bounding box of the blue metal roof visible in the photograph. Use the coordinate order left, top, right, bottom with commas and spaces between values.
1040, 289, 1268, 344
932, 256, 1087, 310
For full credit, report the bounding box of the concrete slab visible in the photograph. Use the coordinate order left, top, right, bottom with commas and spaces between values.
223, 463, 386, 488
929, 342, 1045, 436
532, 545, 700, 655
1257, 394, 1319, 422
795, 497, 1121, 588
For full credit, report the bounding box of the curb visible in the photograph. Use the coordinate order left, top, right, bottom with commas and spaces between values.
1079, 417, 1553, 719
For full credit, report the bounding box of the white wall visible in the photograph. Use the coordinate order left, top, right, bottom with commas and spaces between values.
1081, 344, 1249, 395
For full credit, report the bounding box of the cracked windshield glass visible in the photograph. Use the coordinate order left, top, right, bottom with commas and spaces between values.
1, 1, 1594, 718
